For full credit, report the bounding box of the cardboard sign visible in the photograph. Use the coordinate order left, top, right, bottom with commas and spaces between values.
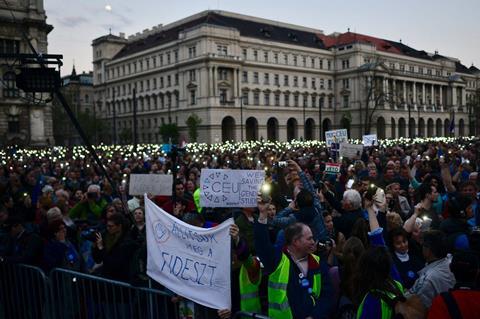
325, 129, 348, 147
129, 174, 173, 196
363, 134, 378, 146
339, 143, 364, 159
325, 163, 341, 174
200, 169, 265, 207
146, 197, 232, 310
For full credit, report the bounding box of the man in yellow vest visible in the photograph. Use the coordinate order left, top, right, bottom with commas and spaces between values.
253, 202, 333, 319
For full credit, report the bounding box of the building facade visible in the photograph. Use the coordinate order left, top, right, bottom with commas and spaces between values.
53, 67, 95, 145
0, 0, 54, 146
92, 10, 479, 144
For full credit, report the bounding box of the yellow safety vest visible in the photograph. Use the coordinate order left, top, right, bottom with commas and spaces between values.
239, 264, 262, 313
268, 253, 321, 319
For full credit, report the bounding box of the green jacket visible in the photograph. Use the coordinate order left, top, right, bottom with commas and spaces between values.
69, 198, 108, 221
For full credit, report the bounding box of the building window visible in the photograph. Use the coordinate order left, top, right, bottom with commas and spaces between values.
303, 94, 308, 107
220, 89, 228, 104
284, 93, 290, 106
3, 71, 17, 98
302, 77, 307, 88
253, 50, 258, 61
284, 54, 288, 64
327, 60, 331, 70
311, 96, 316, 107
264, 92, 270, 106
188, 46, 197, 58
274, 53, 278, 64
217, 45, 227, 56
293, 55, 298, 66
174, 74, 179, 85
343, 95, 349, 108
242, 91, 249, 105
219, 69, 228, 81
320, 59, 323, 69
274, 74, 279, 86
302, 56, 306, 67
284, 75, 289, 86
7, 115, 19, 133
400, 64, 405, 71
167, 75, 171, 87
320, 79, 324, 89
418, 67, 423, 74
409, 66, 414, 73
167, 52, 171, 64
253, 92, 260, 104
342, 59, 350, 69
152, 56, 156, 67
264, 51, 268, 62
274, 93, 280, 106
242, 48, 247, 60
294, 94, 299, 107
328, 79, 332, 90
159, 54, 163, 66
311, 78, 316, 89
189, 70, 196, 82
253, 72, 259, 84
190, 90, 196, 105
160, 77, 164, 88
293, 76, 298, 87
140, 81, 144, 92
328, 96, 333, 108
242, 71, 248, 83
342, 78, 349, 89
146, 58, 150, 69
264, 73, 270, 85
146, 79, 150, 91
311, 58, 315, 68
174, 50, 179, 62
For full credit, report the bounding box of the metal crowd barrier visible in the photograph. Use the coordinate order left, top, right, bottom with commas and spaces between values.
0, 262, 52, 319
0, 263, 268, 319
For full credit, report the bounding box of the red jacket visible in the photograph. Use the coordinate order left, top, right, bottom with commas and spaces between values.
428, 289, 480, 319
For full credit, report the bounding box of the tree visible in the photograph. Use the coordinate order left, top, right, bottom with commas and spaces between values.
185, 113, 202, 142
358, 58, 396, 135
159, 123, 179, 143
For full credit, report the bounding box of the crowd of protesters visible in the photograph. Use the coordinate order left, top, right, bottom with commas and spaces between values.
1, 136, 480, 318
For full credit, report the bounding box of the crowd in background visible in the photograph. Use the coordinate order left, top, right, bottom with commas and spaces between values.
1, 136, 480, 319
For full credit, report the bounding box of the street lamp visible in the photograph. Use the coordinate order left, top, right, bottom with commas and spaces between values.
318, 95, 323, 141
112, 87, 117, 145
240, 94, 244, 141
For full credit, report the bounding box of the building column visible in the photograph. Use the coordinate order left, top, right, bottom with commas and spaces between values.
392, 79, 397, 108
430, 84, 434, 106
461, 86, 466, 108
452, 85, 457, 110
212, 66, 217, 97
402, 81, 406, 105
439, 85, 443, 109
233, 68, 237, 105
422, 83, 426, 107
412, 82, 417, 105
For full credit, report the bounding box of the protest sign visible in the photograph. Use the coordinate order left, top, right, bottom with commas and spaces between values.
362, 134, 378, 146
146, 197, 233, 310
339, 143, 364, 159
325, 129, 348, 147
129, 174, 173, 196
200, 169, 265, 207
325, 163, 341, 174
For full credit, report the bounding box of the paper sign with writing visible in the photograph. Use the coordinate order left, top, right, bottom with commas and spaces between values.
325, 163, 341, 174
325, 129, 348, 147
339, 143, 364, 159
362, 134, 378, 146
146, 196, 233, 310
200, 169, 265, 207
129, 174, 173, 196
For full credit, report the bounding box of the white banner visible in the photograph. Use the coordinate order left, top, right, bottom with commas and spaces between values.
200, 169, 265, 207
129, 174, 173, 196
325, 129, 348, 147
145, 196, 233, 310
339, 143, 364, 159
362, 134, 378, 146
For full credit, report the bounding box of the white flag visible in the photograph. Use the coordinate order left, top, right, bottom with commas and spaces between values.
145, 196, 233, 310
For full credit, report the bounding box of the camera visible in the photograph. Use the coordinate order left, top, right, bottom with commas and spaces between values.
318, 239, 333, 250
388, 198, 395, 211
276, 161, 288, 168
260, 183, 272, 203
81, 227, 100, 242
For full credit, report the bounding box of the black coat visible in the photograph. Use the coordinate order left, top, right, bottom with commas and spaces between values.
92, 231, 140, 282
4, 230, 44, 266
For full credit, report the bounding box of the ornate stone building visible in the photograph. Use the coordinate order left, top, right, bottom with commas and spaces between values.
0, 0, 54, 146
92, 10, 479, 144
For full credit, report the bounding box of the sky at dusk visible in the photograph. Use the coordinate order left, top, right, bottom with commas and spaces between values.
43, 0, 480, 76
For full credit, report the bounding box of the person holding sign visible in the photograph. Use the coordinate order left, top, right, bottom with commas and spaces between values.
254, 206, 334, 318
